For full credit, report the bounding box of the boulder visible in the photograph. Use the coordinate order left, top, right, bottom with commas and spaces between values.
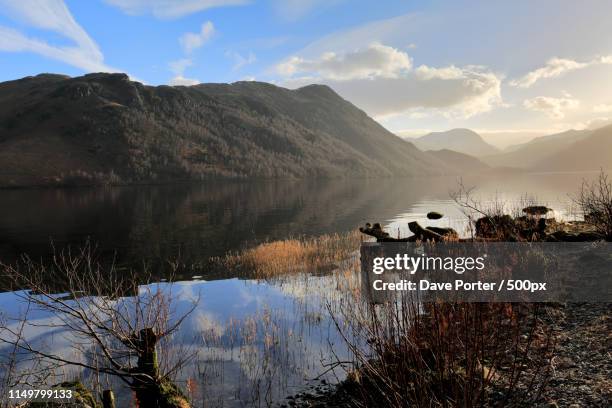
522, 206, 551, 216
426, 211, 444, 220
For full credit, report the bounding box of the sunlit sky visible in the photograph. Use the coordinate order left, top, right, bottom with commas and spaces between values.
1, 0, 612, 147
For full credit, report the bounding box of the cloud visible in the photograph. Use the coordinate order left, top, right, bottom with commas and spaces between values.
225, 50, 256, 71
510, 56, 612, 88
169, 58, 193, 74
586, 117, 612, 129
0, 0, 116, 73
277, 43, 412, 80
104, 0, 247, 19
523, 95, 580, 118
168, 58, 199, 86
167, 21, 215, 85
168, 75, 200, 86
278, 43, 502, 118
180, 21, 215, 54
593, 103, 612, 113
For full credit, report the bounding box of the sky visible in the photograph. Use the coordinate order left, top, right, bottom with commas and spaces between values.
1, 0, 612, 147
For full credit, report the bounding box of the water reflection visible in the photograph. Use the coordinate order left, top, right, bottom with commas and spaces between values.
0, 173, 591, 271
0, 266, 360, 407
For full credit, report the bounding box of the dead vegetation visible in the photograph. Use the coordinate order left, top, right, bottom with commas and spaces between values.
574, 169, 612, 240
329, 299, 554, 407
213, 231, 362, 279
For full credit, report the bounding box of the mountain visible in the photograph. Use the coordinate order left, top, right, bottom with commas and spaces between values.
0, 73, 459, 187
481, 129, 592, 168
411, 129, 499, 157
425, 149, 490, 173
534, 125, 612, 171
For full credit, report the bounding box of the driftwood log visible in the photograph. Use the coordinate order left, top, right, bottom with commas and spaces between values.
359, 222, 458, 242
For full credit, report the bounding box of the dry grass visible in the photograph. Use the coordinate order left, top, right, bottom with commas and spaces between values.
215, 231, 362, 279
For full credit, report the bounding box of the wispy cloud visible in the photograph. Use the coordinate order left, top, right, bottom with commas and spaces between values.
0, 0, 117, 73
168, 21, 215, 85
225, 50, 256, 71
296, 13, 421, 57
510, 56, 612, 88
180, 21, 215, 54
169, 58, 194, 74
523, 95, 580, 119
104, 0, 248, 19
271, 0, 345, 22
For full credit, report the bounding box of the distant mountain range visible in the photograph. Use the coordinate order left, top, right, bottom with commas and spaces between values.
410, 128, 500, 157
411, 126, 611, 172
533, 125, 612, 171
482, 129, 592, 168
0, 73, 486, 187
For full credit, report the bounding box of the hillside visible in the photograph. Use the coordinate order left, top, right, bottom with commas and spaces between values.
411, 128, 499, 157
483, 129, 592, 168
534, 125, 612, 171
425, 149, 490, 173
0, 73, 455, 187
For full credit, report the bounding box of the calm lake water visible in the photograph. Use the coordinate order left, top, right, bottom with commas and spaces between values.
0, 172, 598, 406
0, 172, 592, 268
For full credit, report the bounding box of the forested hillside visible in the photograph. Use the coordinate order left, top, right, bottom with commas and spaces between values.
0, 73, 456, 187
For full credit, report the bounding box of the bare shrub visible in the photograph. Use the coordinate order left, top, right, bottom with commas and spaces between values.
450, 180, 550, 240
0, 245, 197, 407
574, 170, 612, 240
330, 295, 554, 407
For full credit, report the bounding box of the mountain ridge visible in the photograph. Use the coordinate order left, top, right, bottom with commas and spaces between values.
0, 73, 470, 187
533, 125, 612, 171
482, 129, 592, 168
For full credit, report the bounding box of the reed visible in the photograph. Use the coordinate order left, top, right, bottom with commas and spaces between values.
215, 231, 362, 279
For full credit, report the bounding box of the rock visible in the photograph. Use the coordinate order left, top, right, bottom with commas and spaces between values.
427, 211, 444, 220
522, 206, 551, 216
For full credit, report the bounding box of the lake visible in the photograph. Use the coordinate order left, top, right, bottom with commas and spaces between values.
0, 171, 597, 406
0, 172, 591, 268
